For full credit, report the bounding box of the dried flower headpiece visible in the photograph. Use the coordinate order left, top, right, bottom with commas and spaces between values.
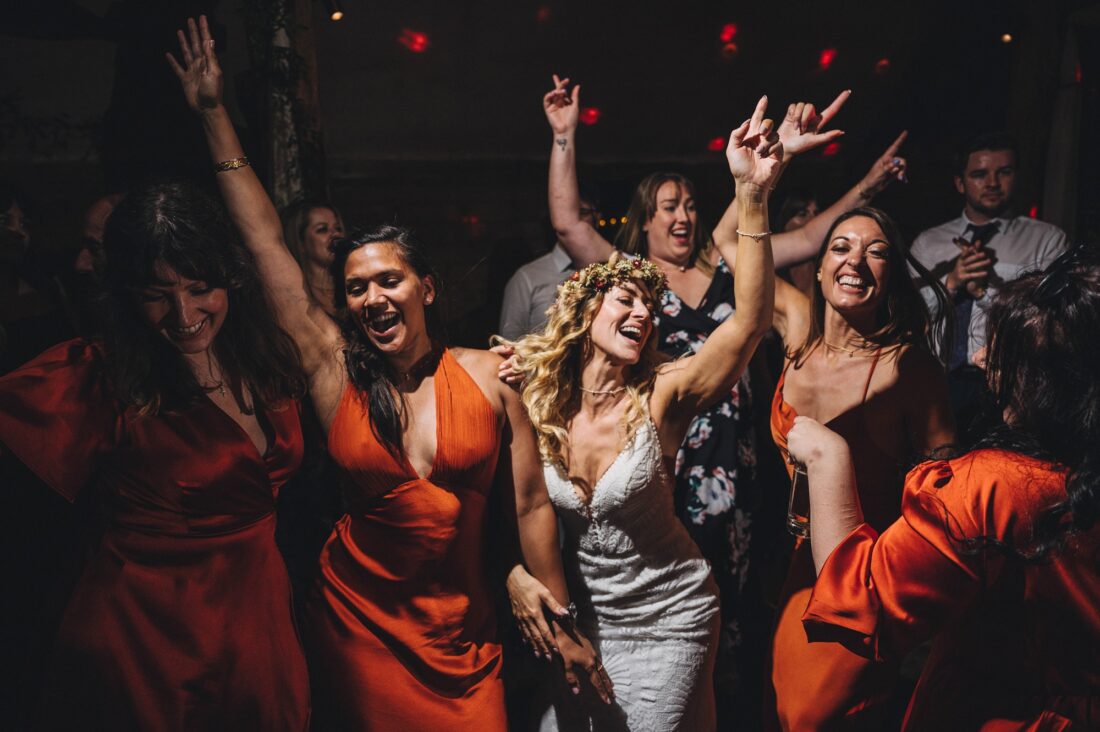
557, 257, 668, 303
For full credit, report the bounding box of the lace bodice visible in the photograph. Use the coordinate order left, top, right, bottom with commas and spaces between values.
544, 419, 719, 642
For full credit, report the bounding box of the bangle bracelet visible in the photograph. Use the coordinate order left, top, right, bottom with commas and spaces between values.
214, 156, 250, 173
736, 229, 771, 241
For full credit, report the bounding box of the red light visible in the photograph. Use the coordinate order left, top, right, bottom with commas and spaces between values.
579, 107, 601, 126
398, 29, 430, 53
874, 57, 890, 74
818, 48, 837, 70
536, 5, 551, 22
707, 137, 726, 152
822, 142, 841, 157
721, 42, 739, 59
719, 23, 738, 43
1028, 205, 1038, 219
1076, 63, 1083, 84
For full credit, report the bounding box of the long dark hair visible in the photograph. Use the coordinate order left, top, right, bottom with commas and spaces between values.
789, 207, 950, 365
101, 181, 306, 415
615, 172, 715, 277
968, 246, 1100, 561
329, 224, 442, 459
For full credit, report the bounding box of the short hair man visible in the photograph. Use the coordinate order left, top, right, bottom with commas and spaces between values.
910, 132, 1067, 431
498, 193, 601, 341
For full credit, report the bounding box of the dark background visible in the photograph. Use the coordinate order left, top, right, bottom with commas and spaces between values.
2, 0, 1098, 344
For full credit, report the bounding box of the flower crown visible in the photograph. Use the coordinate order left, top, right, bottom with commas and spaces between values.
557, 257, 668, 303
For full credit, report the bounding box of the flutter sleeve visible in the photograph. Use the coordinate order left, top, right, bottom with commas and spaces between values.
0, 339, 123, 501
802, 458, 998, 662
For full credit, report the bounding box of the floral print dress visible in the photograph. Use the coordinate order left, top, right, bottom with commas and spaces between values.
653, 258, 757, 662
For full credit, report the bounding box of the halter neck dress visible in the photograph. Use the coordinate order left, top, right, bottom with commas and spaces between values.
305, 348, 507, 730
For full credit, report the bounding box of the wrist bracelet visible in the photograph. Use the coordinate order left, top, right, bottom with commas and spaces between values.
736, 229, 771, 241
856, 183, 872, 200
214, 156, 250, 173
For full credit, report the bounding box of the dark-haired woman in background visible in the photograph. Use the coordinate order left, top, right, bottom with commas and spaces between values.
789, 245, 1100, 730
0, 180, 311, 730
172, 18, 597, 729
765, 207, 955, 730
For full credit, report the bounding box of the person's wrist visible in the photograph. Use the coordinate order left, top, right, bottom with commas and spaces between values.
734, 181, 769, 205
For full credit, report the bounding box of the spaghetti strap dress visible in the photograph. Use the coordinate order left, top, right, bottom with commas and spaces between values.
0, 339, 309, 731
305, 348, 507, 731
768, 349, 903, 731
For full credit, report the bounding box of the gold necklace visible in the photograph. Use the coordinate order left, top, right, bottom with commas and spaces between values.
822, 339, 875, 358
579, 384, 627, 396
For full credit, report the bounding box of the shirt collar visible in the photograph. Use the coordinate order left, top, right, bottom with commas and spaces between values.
960, 211, 1013, 233
550, 241, 575, 272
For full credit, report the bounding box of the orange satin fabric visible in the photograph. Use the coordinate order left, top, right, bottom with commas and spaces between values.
767, 364, 898, 731
804, 451, 1100, 731
0, 340, 309, 731
307, 348, 507, 730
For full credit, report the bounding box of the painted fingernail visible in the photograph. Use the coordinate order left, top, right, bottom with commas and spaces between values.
572, 687, 581, 695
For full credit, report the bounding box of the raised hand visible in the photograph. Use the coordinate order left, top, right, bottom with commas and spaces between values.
166, 15, 223, 114
858, 131, 909, 199
726, 96, 784, 193
543, 74, 580, 136
777, 90, 850, 157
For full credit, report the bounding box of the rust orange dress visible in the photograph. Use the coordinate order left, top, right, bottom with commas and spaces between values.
0, 340, 309, 731
803, 451, 1100, 731
306, 348, 507, 730
768, 352, 901, 731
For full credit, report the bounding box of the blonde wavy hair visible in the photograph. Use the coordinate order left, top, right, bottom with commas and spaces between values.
512, 252, 668, 467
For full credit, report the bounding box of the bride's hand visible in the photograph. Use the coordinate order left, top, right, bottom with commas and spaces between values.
506, 564, 567, 659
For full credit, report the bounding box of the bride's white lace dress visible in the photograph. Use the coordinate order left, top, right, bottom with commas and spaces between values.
540, 418, 720, 731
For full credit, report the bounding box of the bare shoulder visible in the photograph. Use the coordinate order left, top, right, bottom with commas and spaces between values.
891, 344, 949, 396
450, 347, 510, 412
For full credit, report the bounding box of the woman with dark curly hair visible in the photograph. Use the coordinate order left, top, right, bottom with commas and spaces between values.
171, 17, 597, 729
787, 244, 1100, 729
0, 178, 311, 730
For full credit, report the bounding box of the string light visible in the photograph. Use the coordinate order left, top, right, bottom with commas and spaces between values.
719, 23, 738, 43
398, 29, 430, 53
324, 0, 344, 21
707, 137, 726, 152
579, 107, 601, 125
1001, 33, 1013, 44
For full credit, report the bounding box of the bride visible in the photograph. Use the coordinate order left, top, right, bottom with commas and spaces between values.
505, 96, 782, 730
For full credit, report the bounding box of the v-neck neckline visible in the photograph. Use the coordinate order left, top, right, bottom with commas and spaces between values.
562, 420, 647, 511
398, 349, 445, 482
201, 392, 275, 463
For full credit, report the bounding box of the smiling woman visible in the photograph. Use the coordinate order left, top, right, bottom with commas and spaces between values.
170, 15, 601, 729
764, 206, 956, 730
0, 179, 312, 731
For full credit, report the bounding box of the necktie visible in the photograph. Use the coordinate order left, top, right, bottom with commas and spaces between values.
949, 221, 1000, 370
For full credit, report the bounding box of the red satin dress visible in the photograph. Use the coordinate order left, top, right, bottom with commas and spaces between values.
768, 352, 900, 731
0, 340, 309, 731
306, 348, 507, 730
803, 451, 1100, 731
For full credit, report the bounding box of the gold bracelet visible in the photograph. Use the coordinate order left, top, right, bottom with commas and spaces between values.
214, 156, 250, 173
735, 229, 771, 241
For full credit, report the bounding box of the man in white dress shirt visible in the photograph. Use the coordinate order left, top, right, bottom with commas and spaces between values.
498, 194, 601, 341
910, 133, 1067, 432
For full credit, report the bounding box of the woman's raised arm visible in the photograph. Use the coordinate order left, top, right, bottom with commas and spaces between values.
168, 16, 340, 377
545, 75, 615, 267
654, 96, 781, 432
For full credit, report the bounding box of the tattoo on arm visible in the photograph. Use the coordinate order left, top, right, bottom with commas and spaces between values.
556, 138, 567, 152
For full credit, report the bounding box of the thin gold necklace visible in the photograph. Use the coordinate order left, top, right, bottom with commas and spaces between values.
579, 384, 627, 396
822, 339, 875, 357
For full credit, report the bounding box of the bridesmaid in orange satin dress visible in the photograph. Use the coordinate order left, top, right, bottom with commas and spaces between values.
171, 17, 607, 730
789, 248, 1100, 730
765, 207, 954, 730
0, 181, 310, 730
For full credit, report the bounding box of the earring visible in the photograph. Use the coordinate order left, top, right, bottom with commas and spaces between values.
816, 271, 822, 281
425, 295, 433, 305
